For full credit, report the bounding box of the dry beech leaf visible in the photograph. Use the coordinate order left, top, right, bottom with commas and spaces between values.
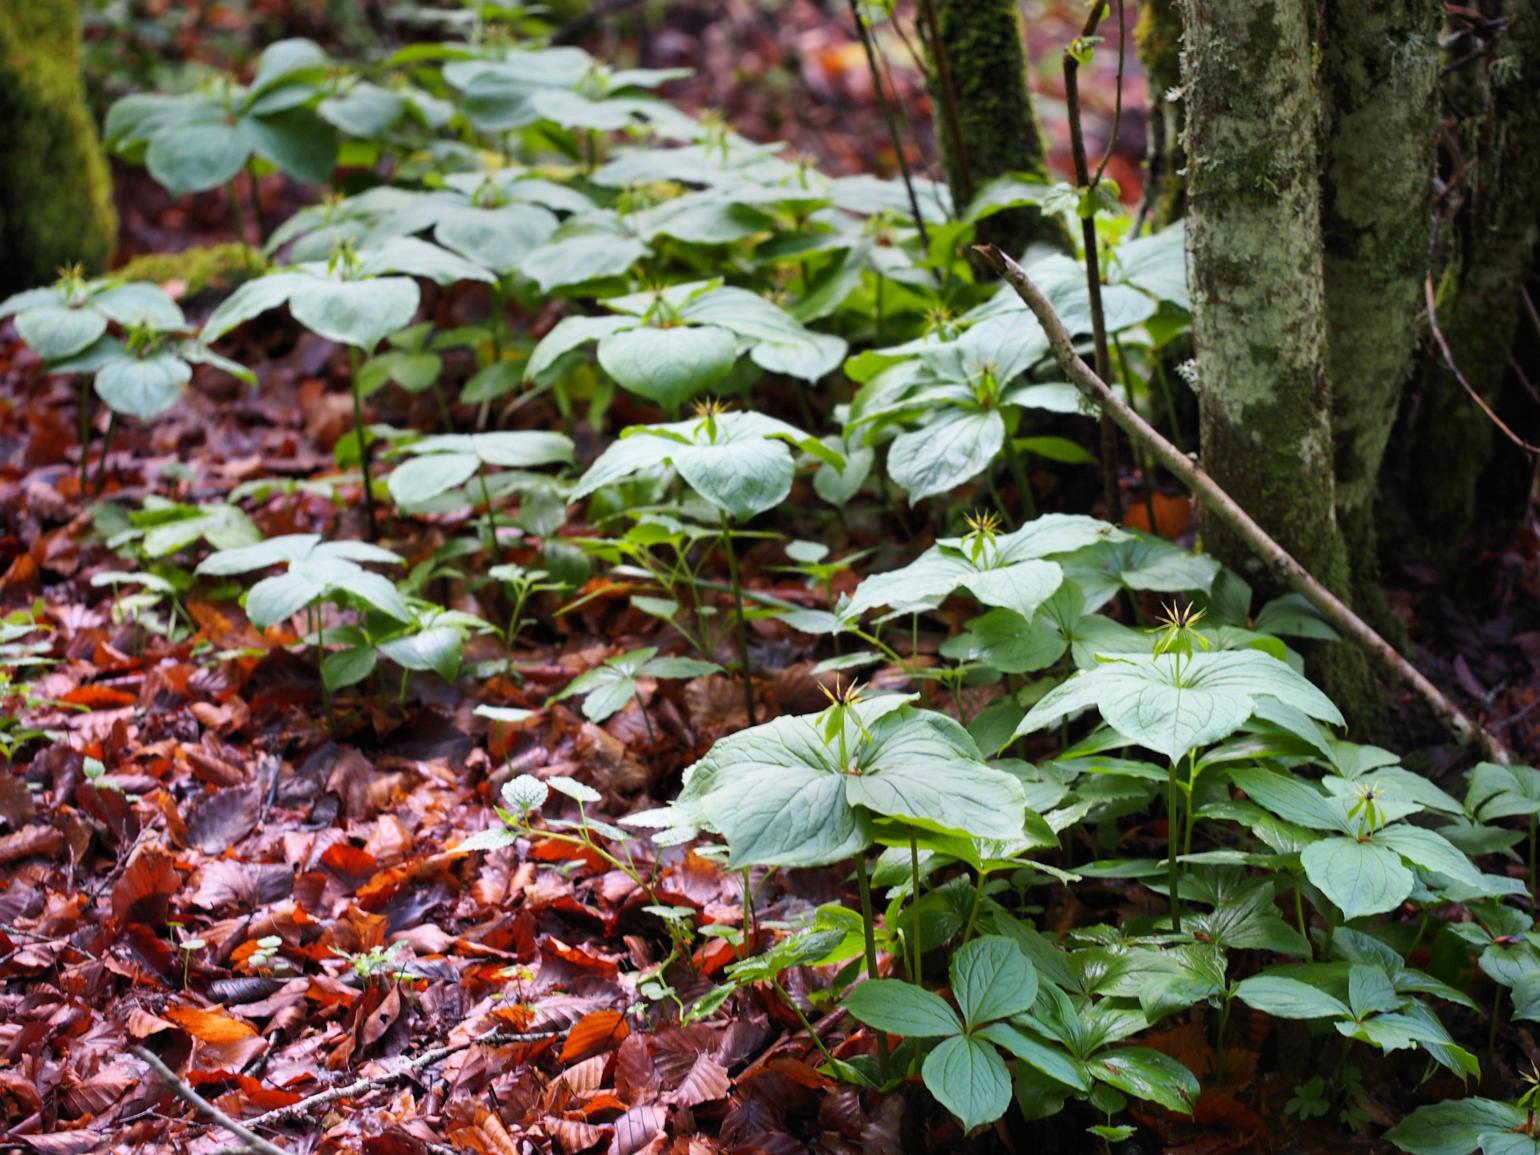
163, 1003, 259, 1044
562, 1010, 630, 1064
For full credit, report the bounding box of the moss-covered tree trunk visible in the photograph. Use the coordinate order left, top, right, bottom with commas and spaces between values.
1385, 0, 1540, 566
919, 0, 1068, 254
1134, 0, 1185, 229
1320, 0, 1441, 635
1179, 0, 1385, 730
0, 0, 116, 295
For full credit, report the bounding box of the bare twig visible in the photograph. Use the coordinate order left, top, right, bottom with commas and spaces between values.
1062, 1, 1123, 521
977, 244, 1512, 763
133, 1046, 294, 1155
845, 0, 932, 250
915, 0, 972, 201
1426, 275, 1540, 456
242, 1029, 559, 1131
1091, 0, 1128, 189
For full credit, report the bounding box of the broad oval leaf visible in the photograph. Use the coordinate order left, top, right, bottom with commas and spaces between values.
596, 324, 739, 408
1300, 836, 1414, 921
843, 979, 962, 1038
94, 353, 192, 419
950, 935, 1038, 1028
921, 1034, 1012, 1132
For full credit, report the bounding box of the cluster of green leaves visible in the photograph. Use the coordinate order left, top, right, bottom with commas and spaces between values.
11, 11, 1536, 1146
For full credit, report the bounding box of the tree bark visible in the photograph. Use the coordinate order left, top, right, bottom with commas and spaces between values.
1134, 0, 1185, 229
920, 0, 1069, 254
1387, 0, 1540, 565
1178, 0, 1385, 730
0, 0, 116, 295
1320, 0, 1441, 636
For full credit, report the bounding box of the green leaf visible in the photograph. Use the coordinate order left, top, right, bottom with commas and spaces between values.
16, 305, 108, 362
1234, 974, 1351, 1020
978, 1022, 1091, 1091
888, 409, 1006, 503
1018, 651, 1342, 763
147, 120, 251, 194
388, 453, 480, 506
526, 314, 635, 381
844, 978, 962, 1037
246, 569, 325, 627
1467, 762, 1540, 822
673, 436, 794, 521
322, 644, 376, 690
596, 324, 738, 408
922, 1035, 1012, 1132
1384, 1099, 1526, 1155
1300, 836, 1414, 920
289, 277, 420, 350
379, 625, 463, 682
950, 935, 1038, 1028
94, 352, 192, 419
1092, 1047, 1199, 1115
1228, 766, 1348, 833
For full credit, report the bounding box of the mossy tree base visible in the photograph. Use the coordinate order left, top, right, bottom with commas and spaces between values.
0, 0, 117, 295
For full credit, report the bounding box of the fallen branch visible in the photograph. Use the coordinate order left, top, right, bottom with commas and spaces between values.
133, 1046, 293, 1155
242, 1028, 559, 1131
975, 243, 1512, 764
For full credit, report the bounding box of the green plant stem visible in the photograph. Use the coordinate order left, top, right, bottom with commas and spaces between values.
855, 859, 891, 1082
1002, 434, 1038, 521
475, 463, 504, 563
1294, 883, 1309, 952
227, 178, 249, 247
1530, 814, 1537, 914
245, 159, 264, 245
961, 867, 985, 943
1489, 983, 1503, 1064
1215, 993, 1232, 1083
1166, 759, 1182, 932
771, 980, 838, 1065
347, 346, 379, 541
78, 378, 92, 493
741, 866, 757, 955
719, 514, 756, 724
908, 835, 923, 984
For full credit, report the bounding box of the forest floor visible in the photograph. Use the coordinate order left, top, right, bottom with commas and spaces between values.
1, 3, 1538, 1154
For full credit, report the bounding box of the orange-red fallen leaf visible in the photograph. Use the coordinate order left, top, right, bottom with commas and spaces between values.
446, 1103, 521, 1155
186, 598, 271, 651
579, 1092, 629, 1117
1123, 491, 1193, 538
59, 684, 137, 709
561, 1010, 630, 1064
543, 1117, 609, 1155
0, 824, 64, 865
760, 1057, 833, 1089
164, 1003, 259, 1044
529, 837, 610, 871
211, 1075, 305, 1117
544, 937, 620, 977
111, 844, 181, 928
666, 1053, 730, 1108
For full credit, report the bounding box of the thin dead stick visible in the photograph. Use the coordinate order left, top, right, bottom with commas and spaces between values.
977, 243, 1511, 763
242, 1029, 559, 1130
845, 0, 932, 251
133, 1046, 293, 1155
1062, 1, 1124, 522
1426, 275, 1540, 456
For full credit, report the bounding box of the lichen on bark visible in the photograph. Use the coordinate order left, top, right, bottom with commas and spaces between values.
1178, 0, 1385, 731
1320, 0, 1440, 639
0, 0, 117, 295
1386, 0, 1540, 565
921, 0, 1069, 254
